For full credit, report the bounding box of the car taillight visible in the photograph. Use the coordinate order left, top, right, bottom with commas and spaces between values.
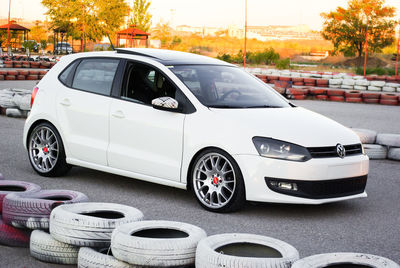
31, 87, 39, 108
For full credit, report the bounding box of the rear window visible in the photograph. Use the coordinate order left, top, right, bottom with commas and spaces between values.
59, 61, 78, 86
72, 59, 119, 95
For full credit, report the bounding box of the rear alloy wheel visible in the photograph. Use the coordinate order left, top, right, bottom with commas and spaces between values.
28, 123, 71, 177
191, 149, 245, 212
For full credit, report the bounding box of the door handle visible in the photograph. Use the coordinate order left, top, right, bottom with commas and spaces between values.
60, 98, 71, 107
112, 110, 125, 119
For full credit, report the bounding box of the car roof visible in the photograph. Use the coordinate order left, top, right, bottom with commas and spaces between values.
116, 48, 233, 66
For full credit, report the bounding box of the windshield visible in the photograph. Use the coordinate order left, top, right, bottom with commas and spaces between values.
170, 65, 290, 108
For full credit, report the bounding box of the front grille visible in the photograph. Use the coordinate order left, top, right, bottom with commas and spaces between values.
265, 175, 367, 199
307, 144, 363, 158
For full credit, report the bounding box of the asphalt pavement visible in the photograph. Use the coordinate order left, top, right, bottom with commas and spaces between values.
0, 83, 399, 266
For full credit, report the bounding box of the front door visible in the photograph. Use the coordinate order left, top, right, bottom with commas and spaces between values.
108, 62, 186, 181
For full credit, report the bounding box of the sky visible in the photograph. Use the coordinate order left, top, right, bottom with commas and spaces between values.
1, 0, 400, 30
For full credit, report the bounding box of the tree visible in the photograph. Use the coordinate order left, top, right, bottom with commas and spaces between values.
321, 0, 397, 58
152, 22, 173, 48
130, 0, 152, 32
30, 21, 47, 42
42, 0, 129, 45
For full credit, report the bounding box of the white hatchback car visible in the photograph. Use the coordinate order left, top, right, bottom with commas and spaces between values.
24, 48, 369, 212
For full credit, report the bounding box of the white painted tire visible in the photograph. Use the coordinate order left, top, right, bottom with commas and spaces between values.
370, 81, 386, 87
111, 220, 207, 267
364, 144, 388, 159
30, 230, 79, 264
368, 86, 381, 91
291, 252, 400, 268
78, 247, 134, 268
351, 128, 377, 144
388, 147, 400, 161
6, 108, 25, 118
382, 86, 396, 92
354, 85, 367, 90
195, 233, 299, 268
50, 203, 144, 247
376, 133, 400, 147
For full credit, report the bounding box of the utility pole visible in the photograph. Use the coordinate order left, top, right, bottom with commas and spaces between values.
244, 0, 247, 67
82, 4, 85, 52
6, 0, 11, 54
363, 12, 370, 77
395, 21, 400, 76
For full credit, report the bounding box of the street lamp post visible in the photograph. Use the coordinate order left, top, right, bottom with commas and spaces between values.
6, 0, 11, 54
244, 0, 247, 68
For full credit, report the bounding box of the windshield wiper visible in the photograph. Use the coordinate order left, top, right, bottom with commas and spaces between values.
208, 105, 242, 109
245, 105, 282, 108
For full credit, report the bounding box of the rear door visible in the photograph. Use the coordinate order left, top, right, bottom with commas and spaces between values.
56, 57, 120, 166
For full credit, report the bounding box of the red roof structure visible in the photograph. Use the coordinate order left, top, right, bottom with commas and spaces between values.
0, 22, 29, 31
116, 25, 150, 48
0, 21, 30, 51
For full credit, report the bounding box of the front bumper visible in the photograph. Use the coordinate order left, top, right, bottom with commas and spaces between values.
234, 154, 369, 204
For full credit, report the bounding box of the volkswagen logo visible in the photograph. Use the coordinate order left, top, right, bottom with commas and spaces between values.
336, 143, 346, 158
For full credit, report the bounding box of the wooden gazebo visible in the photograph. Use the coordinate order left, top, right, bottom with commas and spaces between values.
0, 20, 30, 51
116, 25, 150, 48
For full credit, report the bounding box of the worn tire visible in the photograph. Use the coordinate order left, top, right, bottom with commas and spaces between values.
0, 217, 31, 247
78, 247, 135, 268
196, 233, 299, 268
364, 144, 388, 160
2, 190, 88, 229
0, 180, 41, 214
111, 220, 207, 267
376, 133, 400, 147
351, 128, 377, 144
30, 230, 79, 264
388, 147, 400, 161
50, 202, 144, 247
291, 252, 400, 268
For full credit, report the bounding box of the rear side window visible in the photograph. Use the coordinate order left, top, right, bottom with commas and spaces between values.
72, 58, 119, 95
59, 61, 78, 86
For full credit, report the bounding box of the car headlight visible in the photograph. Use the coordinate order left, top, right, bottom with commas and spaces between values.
252, 137, 311, 162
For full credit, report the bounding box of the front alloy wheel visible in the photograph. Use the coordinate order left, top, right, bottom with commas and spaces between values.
191, 149, 245, 212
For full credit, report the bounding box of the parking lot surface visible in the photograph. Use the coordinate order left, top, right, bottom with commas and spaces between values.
0, 91, 399, 266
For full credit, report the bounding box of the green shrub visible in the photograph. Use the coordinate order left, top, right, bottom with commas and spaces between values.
275, 58, 290, 70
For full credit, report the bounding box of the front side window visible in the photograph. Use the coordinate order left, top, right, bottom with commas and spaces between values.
122, 62, 180, 105
72, 58, 119, 95
170, 65, 290, 108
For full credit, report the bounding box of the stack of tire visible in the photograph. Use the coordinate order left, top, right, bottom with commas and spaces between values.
0, 70, 47, 81
327, 89, 345, 102
352, 129, 400, 161
292, 77, 304, 86
380, 93, 399, 106
316, 79, 329, 87
362, 92, 381, 104
344, 90, 362, 103
309, 88, 328, 100
287, 88, 308, 100
304, 78, 316, 87
267, 75, 279, 84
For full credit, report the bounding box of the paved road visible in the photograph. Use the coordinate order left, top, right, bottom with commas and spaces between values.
0, 107, 399, 266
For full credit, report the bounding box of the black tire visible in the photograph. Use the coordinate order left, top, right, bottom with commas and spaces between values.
27, 122, 71, 177
0, 217, 31, 247
189, 148, 246, 213
2, 190, 89, 229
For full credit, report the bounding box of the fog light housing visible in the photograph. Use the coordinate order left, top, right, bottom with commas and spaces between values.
268, 179, 298, 191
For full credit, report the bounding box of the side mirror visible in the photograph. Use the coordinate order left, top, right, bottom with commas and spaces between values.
151, 97, 181, 112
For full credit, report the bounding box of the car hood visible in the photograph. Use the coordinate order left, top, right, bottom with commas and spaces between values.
210, 107, 360, 147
